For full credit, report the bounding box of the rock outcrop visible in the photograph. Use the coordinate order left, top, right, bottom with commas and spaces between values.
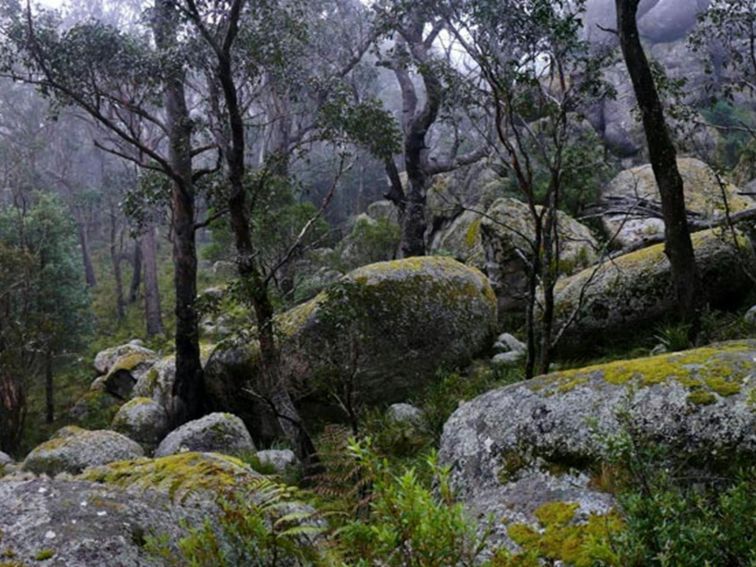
553, 229, 755, 344
23, 427, 144, 475
111, 397, 170, 453
154, 413, 255, 458
205, 257, 497, 436
601, 158, 755, 249
439, 339, 755, 551
93, 341, 156, 376
481, 198, 599, 313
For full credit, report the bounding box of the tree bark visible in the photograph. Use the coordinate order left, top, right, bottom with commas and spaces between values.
154, 0, 204, 425
141, 223, 164, 337
78, 221, 97, 287
616, 0, 703, 337
109, 209, 125, 320
128, 237, 142, 304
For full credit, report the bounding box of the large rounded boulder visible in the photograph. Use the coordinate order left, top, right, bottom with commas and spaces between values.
22, 427, 144, 476
601, 158, 754, 249
205, 257, 497, 429
154, 413, 256, 458
481, 198, 599, 313
553, 228, 755, 345
439, 340, 755, 551
111, 397, 170, 453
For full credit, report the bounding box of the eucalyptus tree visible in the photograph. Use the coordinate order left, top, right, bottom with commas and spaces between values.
616, 0, 703, 341
177, 0, 397, 464
372, 0, 488, 257
0, 0, 212, 423
448, 0, 612, 376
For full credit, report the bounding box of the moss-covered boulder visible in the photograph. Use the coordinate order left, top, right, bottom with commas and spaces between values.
481, 198, 599, 313
601, 158, 755, 249
205, 257, 497, 432
439, 340, 756, 552
132, 356, 177, 418
553, 229, 755, 344
111, 397, 170, 453
428, 210, 486, 270
155, 413, 255, 458
0, 474, 205, 566
67, 389, 123, 430
93, 341, 156, 376
91, 350, 157, 400
22, 428, 144, 476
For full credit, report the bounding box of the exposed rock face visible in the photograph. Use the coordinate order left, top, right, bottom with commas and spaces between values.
553, 229, 755, 343
255, 449, 300, 476
601, 158, 755, 248
93, 341, 156, 376
205, 257, 498, 434
366, 199, 400, 225
386, 403, 424, 426
23, 428, 144, 476
91, 350, 157, 400
111, 397, 170, 453
439, 340, 755, 550
428, 210, 486, 270
154, 413, 256, 458
0, 475, 203, 567
0, 451, 13, 466
745, 305, 756, 327
481, 198, 599, 313
133, 356, 178, 420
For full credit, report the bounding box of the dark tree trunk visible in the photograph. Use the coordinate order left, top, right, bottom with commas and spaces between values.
109, 211, 125, 320
154, 0, 204, 425
78, 221, 97, 288
128, 237, 142, 304
401, 131, 429, 257
44, 348, 53, 424
616, 0, 702, 337
142, 224, 164, 337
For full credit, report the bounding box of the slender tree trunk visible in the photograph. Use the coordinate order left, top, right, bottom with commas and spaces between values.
401, 160, 428, 257
78, 221, 97, 287
128, 237, 142, 304
142, 223, 164, 337
214, 41, 319, 467
616, 0, 702, 338
109, 211, 125, 320
44, 348, 53, 424
154, 0, 204, 424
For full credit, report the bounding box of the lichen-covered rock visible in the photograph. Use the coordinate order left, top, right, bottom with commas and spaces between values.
155, 413, 255, 458
553, 229, 756, 343
481, 198, 599, 313
23, 428, 144, 476
745, 305, 756, 327
366, 199, 400, 224
428, 210, 486, 270
133, 356, 178, 419
386, 403, 424, 425
112, 398, 170, 452
338, 213, 400, 270
254, 449, 300, 476
67, 389, 123, 430
91, 350, 157, 400
81, 452, 262, 506
93, 341, 156, 376
494, 333, 526, 354
0, 475, 204, 567
205, 257, 498, 430
601, 158, 754, 249
439, 340, 756, 551
0, 451, 13, 466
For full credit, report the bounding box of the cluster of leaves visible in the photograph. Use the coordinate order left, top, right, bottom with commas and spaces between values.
334, 439, 490, 567
602, 425, 755, 566
147, 478, 324, 567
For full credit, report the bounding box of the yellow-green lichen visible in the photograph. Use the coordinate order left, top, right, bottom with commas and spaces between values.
107, 352, 154, 375
465, 219, 482, 249
33, 549, 54, 561
80, 452, 259, 503
496, 501, 623, 567
536, 341, 753, 400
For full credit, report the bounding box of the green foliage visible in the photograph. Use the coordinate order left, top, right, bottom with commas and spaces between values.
146, 479, 324, 567
700, 101, 756, 168
603, 426, 755, 566
338, 217, 400, 270
420, 364, 523, 439
335, 440, 490, 566
652, 322, 691, 352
